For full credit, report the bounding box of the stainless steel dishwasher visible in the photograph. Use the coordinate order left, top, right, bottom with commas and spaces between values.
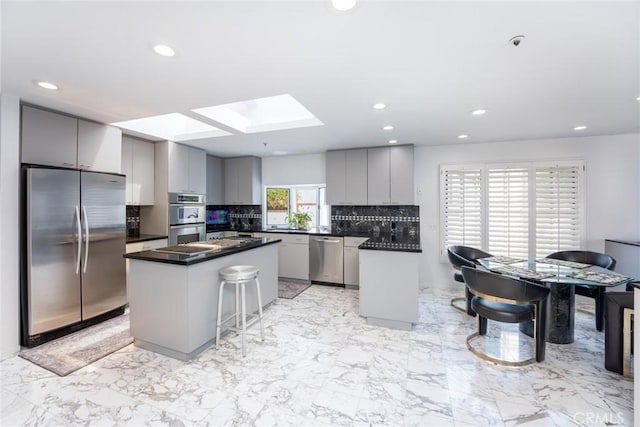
309, 236, 344, 284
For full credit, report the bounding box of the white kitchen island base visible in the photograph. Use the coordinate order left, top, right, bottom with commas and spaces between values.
128, 243, 278, 361
359, 249, 420, 331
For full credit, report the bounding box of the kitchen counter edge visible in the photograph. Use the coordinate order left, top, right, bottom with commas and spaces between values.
123, 237, 281, 266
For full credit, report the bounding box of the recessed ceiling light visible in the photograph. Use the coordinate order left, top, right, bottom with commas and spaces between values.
471, 109, 487, 116
36, 81, 58, 90
332, 0, 356, 11
383, 125, 394, 131
573, 125, 587, 131
458, 134, 469, 139
636, 96, 640, 101
153, 44, 175, 57
388, 139, 398, 144
372, 103, 387, 110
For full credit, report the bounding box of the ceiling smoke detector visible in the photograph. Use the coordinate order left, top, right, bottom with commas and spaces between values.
509, 35, 525, 47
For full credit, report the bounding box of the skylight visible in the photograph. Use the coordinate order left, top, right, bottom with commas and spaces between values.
192, 94, 323, 134
112, 113, 231, 141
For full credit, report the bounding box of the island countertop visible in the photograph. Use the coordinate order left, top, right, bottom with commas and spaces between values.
123, 237, 281, 266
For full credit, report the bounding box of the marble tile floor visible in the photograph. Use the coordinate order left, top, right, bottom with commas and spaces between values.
1, 281, 633, 426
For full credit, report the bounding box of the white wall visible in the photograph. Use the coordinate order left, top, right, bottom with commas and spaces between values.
415, 133, 640, 286
0, 94, 21, 359
262, 153, 325, 186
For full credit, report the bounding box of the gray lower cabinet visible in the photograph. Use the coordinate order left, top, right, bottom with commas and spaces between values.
343, 236, 369, 287
254, 233, 309, 280
359, 249, 419, 330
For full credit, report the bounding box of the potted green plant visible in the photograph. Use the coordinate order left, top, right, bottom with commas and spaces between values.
285, 212, 312, 230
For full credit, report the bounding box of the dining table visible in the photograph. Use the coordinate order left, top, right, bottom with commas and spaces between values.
478, 256, 634, 344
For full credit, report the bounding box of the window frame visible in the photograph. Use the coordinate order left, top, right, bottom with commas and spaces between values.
263, 184, 328, 228
439, 160, 586, 261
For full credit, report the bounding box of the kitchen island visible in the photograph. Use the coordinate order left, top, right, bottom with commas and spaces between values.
359, 233, 422, 331
123, 237, 280, 360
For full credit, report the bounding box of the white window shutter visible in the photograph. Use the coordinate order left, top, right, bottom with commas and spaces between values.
487, 166, 529, 259
441, 167, 483, 253
535, 162, 584, 258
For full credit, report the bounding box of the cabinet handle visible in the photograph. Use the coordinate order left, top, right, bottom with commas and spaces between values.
62, 162, 74, 167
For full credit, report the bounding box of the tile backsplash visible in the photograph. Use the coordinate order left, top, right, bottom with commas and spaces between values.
207, 205, 263, 232
331, 205, 420, 236
126, 206, 141, 237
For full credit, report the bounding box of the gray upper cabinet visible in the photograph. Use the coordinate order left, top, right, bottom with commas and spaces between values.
21, 105, 122, 174
21, 105, 78, 168
168, 142, 206, 194
77, 120, 121, 174
367, 147, 391, 205
366, 145, 414, 205
389, 145, 414, 204
326, 149, 367, 205
224, 156, 261, 205
345, 149, 368, 204
188, 148, 206, 195
326, 150, 346, 205
122, 136, 154, 205
206, 155, 224, 204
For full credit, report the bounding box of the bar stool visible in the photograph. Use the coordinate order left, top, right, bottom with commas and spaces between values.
216, 265, 265, 356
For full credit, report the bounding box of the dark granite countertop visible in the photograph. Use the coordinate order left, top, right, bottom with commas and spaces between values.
605, 239, 640, 247
358, 233, 422, 253
123, 237, 281, 266
257, 228, 420, 252
256, 227, 334, 236
126, 234, 168, 244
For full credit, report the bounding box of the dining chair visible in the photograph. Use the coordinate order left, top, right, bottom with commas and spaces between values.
546, 250, 616, 331
447, 245, 492, 316
461, 266, 550, 365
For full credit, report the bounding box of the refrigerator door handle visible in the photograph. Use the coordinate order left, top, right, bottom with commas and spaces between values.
74, 205, 82, 275
82, 205, 90, 273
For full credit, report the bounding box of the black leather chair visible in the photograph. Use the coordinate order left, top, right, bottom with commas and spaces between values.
447, 246, 492, 316
461, 266, 550, 365
546, 250, 616, 331
604, 281, 636, 376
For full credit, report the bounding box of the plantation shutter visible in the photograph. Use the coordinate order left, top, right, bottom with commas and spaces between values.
535, 162, 584, 258
441, 167, 482, 252
487, 166, 529, 259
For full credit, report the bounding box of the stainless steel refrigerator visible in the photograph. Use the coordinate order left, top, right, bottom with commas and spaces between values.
21, 165, 127, 347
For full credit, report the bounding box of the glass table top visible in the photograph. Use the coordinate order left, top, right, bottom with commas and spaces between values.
477, 257, 633, 287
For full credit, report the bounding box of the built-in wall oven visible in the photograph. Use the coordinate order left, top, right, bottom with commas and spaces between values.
169, 193, 206, 245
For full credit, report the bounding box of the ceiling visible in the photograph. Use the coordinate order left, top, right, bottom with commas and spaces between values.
2, 1, 639, 158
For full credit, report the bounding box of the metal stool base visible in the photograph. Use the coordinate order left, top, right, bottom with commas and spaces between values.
215, 270, 265, 357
